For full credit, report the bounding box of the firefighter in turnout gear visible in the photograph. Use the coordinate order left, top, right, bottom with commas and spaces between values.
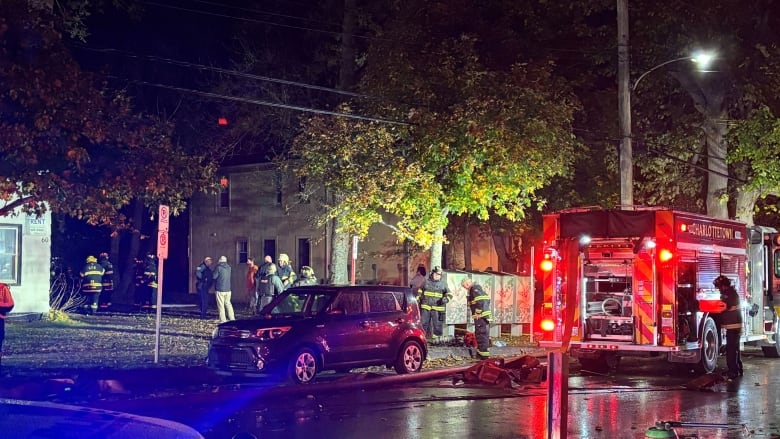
79, 256, 105, 315
419, 266, 452, 340
714, 275, 743, 379
143, 254, 158, 310
462, 277, 491, 359
98, 253, 115, 310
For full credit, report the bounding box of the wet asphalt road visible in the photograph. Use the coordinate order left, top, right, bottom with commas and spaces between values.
91, 347, 780, 439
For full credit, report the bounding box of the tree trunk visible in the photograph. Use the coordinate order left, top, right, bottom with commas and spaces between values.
326, 0, 358, 285
428, 208, 449, 269
491, 233, 520, 273
115, 199, 145, 302
735, 187, 760, 226
463, 217, 472, 270
704, 112, 729, 219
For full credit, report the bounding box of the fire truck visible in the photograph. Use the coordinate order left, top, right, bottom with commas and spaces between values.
536, 207, 780, 373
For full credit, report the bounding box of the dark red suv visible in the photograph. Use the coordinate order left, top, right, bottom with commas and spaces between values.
207, 285, 427, 384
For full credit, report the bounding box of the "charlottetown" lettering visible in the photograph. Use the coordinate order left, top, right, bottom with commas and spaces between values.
686, 222, 735, 240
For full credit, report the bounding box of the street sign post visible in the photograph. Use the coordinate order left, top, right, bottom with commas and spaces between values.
154, 205, 170, 363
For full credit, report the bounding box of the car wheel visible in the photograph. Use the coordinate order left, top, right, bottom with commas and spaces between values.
289, 347, 319, 384
394, 340, 424, 374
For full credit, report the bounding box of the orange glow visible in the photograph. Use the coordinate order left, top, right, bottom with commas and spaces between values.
541, 319, 555, 332
679, 223, 688, 232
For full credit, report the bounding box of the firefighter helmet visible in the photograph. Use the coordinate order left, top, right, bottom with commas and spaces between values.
99, 252, 109, 261
300, 266, 314, 277
713, 275, 731, 288
86, 255, 97, 263
431, 266, 443, 275
278, 253, 290, 263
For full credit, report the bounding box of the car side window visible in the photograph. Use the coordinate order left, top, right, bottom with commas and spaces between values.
331, 291, 364, 315
367, 291, 400, 313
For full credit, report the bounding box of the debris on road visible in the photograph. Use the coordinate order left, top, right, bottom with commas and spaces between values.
454, 355, 545, 388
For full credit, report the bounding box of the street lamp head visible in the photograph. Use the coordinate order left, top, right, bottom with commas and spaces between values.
690, 51, 715, 69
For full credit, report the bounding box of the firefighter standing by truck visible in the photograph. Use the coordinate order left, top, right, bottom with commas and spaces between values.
715, 275, 743, 379
462, 277, 491, 359
419, 266, 451, 341
79, 255, 105, 315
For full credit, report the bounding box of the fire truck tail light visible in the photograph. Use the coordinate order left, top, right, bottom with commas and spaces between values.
540, 319, 556, 332
540, 259, 554, 272
658, 248, 674, 263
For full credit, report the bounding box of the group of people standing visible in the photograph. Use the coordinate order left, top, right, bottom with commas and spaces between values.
412, 264, 492, 360
78, 252, 158, 314
194, 252, 317, 323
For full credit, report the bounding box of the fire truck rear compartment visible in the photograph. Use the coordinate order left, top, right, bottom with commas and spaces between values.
583, 253, 635, 342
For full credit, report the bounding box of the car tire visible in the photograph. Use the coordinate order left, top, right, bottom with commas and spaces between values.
289, 347, 319, 384
394, 340, 424, 374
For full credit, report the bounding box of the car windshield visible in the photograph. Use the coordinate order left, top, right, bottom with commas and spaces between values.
262, 291, 332, 317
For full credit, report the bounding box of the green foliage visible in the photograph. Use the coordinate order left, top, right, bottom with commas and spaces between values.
728, 106, 780, 194
0, 0, 217, 224
292, 2, 582, 248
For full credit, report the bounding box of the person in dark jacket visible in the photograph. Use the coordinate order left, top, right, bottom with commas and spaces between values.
257, 263, 284, 313
419, 266, 452, 341
195, 256, 214, 319
290, 266, 317, 288
715, 275, 743, 379
80, 255, 105, 315
132, 258, 145, 308
212, 256, 234, 323
98, 253, 115, 310
462, 277, 492, 359
410, 265, 427, 298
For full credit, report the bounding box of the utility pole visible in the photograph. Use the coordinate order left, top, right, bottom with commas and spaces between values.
617, 0, 633, 208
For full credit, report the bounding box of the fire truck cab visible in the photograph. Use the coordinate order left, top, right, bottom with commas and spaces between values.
537, 208, 780, 373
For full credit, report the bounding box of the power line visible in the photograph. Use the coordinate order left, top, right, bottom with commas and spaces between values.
180, 0, 343, 28
113, 77, 411, 125
142, 1, 394, 42
73, 44, 378, 100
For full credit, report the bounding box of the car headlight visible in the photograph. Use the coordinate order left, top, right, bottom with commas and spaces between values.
251, 326, 292, 341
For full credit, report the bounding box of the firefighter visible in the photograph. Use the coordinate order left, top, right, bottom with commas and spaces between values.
79, 255, 105, 315
98, 253, 115, 310
143, 254, 158, 310
714, 275, 743, 379
132, 258, 145, 308
420, 266, 452, 341
462, 277, 492, 359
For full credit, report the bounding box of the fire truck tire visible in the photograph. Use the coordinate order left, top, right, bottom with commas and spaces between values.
761, 317, 780, 358
696, 317, 719, 374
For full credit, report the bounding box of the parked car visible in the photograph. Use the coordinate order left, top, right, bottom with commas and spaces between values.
207, 285, 427, 384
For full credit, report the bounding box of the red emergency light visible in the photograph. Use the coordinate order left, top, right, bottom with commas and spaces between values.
540, 318, 555, 332
658, 248, 674, 263
218, 117, 228, 126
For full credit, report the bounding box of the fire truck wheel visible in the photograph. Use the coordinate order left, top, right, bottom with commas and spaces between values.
696, 317, 719, 374
761, 316, 780, 358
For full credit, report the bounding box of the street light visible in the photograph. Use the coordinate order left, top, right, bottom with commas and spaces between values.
632, 52, 715, 92
618, 51, 716, 208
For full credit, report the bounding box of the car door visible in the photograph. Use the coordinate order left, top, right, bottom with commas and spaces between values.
322, 290, 370, 365
364, 290, 404, 361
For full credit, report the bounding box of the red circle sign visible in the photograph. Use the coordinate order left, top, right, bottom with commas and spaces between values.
159, 233, 168, 246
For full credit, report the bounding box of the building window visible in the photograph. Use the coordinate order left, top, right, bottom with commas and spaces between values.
237, 238, 249, 264
0, 225, 21, 285
263, 239, 277, 262
297, 237, 311, 270
218, 182, 230, 210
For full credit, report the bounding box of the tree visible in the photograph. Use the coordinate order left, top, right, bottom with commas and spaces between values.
293, 1, 583, 271
0, 0, 217, 223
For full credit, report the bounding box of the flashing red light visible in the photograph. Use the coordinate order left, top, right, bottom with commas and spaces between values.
540, 259, 554, 272
540, 319, 556, 332
679, 223, 688, 232
218, 117, 228, 126
219, 176, 229, 187
658, 248, 674, 263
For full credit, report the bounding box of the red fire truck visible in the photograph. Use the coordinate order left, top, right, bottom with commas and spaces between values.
536, 207, 780, 373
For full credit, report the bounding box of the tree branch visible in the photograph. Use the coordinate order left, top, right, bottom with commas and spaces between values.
0, 195, 34, 218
